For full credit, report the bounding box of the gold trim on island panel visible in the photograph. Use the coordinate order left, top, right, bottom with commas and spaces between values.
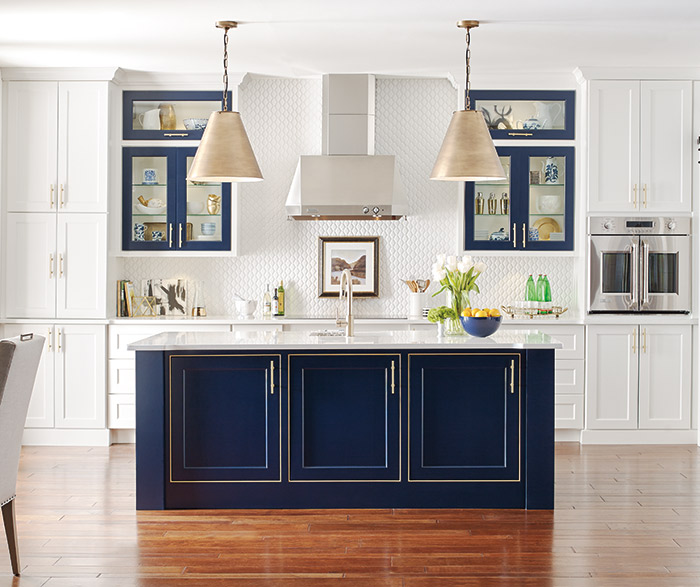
287, 353, 402, 483
407, 352, 522, 483
168, 353, 282, 484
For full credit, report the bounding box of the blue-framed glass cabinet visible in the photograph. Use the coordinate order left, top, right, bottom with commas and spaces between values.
123, 147, 231, 251
123, 91, 231, 141
465, 146, 574, 251
471, 90, 575, 140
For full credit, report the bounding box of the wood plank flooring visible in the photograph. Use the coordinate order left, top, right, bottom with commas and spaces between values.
1, 443, 700, 585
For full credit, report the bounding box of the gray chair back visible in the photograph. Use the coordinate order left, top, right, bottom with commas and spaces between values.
0, 334, 45, 505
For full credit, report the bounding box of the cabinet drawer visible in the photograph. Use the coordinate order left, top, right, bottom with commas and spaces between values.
555, 394, 584, 429
555, 359, 584, 396
108, 359, 135, 395
109, 324, 230, 358
502, 324, 584, 360
108, 394, 135, 429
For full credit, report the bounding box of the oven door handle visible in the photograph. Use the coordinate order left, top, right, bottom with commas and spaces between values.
630, 241, 639, 308
641, 240, 650, 306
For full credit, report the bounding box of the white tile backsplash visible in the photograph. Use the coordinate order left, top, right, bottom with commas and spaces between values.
123, 77, 577, 317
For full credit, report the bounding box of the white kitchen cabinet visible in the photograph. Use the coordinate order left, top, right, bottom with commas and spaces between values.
638, 325, 691, 429
588, 80, 692, 213
5, 81, 108, 213
586, 324, 691, 431
5, 213, 107, 318
2, 323, 105, 430
55, 324, 106, 429
2, 324, 55, 428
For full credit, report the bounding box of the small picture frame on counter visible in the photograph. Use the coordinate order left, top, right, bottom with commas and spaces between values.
318, 236, 379, 298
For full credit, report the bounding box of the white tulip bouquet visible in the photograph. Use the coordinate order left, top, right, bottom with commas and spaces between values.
431, 254, 486, 333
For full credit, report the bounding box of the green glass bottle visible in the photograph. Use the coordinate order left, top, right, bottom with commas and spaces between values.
525, 274, 537, 302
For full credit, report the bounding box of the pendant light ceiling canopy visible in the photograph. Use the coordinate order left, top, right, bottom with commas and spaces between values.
431, 20, 505, 182
188, 21, 263, 183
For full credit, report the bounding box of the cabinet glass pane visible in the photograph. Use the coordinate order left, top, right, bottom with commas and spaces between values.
131, 156, 168, 244
131, 101, 218, 132
472, 156, 511, 243
528, 156, 566, 244
185, 156, 223, 244
475, 99, 566, 131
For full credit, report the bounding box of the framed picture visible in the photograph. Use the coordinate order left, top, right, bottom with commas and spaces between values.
318, 236, 379, 298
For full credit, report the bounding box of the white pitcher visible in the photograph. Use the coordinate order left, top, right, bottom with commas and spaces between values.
138, 109, 161, 130
533, 102, 563, 129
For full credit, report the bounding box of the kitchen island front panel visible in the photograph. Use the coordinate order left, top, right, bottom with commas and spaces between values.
132, 332, 559, 510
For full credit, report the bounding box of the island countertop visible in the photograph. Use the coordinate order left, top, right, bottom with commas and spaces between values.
128, 329, 563, 351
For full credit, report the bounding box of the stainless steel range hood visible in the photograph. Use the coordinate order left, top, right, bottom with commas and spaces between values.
285, 74, 407, 220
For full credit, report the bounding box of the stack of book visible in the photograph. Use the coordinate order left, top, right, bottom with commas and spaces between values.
117, 280, 136, 317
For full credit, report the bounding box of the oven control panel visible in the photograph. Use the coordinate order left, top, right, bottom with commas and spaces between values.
589, 217, 690, 235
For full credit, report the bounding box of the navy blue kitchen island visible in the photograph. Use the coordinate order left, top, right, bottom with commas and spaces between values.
129, 330, 560, 511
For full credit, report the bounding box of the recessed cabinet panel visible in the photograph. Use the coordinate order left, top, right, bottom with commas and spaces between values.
288, 354, 400, 481
169, 354, 280, 482
409, 353, 520, 481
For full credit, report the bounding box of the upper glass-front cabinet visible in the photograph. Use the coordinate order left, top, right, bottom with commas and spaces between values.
465, 147, 575, 251
123, 91, 231, 140
471, 90, 575, 140
123, 147, 231, 251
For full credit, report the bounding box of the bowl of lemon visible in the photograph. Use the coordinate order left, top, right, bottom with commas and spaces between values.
459, 307, 502, 337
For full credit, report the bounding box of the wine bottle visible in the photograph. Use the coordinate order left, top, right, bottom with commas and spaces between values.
278, 280, 285, 316
263, 284, 271, 319
272, 288, 279, 316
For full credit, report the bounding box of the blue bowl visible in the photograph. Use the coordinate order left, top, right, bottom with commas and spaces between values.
460, 315, 502, 337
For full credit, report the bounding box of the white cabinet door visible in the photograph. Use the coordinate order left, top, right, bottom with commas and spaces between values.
54, 324, 105, 429
639, 325, 691, 429
588, 81, 640, 212
5, 81, 58, 212
5, 213, 57, 318
57, 82, 108, 213
586, 325, 639, 430
640, 81, 692, 213
56, 214, 107, 318
2, 324, 55, 428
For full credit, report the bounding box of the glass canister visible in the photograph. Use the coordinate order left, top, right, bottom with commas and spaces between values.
475, 191, 484, 214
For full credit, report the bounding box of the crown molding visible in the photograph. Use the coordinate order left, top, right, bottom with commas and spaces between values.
0, 67, 119, 81
575, 66, 700, 81
113, 69, 245, 90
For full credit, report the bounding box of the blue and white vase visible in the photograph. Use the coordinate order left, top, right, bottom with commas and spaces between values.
543, 157, 559, 184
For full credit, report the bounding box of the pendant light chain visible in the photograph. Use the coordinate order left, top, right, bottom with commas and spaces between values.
464, 26, 472, 111
222, 25, 230, 112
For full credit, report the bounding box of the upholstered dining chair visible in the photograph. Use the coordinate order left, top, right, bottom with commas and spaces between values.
0, 333, 44, 576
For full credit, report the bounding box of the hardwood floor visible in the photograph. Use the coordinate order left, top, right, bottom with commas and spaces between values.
1, 443, 700, 585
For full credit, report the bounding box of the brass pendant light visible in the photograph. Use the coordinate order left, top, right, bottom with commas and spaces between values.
430, 20, 505, 182
188, 21, 263, 183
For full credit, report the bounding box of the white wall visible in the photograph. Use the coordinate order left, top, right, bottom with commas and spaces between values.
123, 77, 577, 317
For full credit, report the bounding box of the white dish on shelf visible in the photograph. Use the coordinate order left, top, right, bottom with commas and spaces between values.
536, 194, 562, 214
548, 232, 564, 241
187, 201, 204, 214
196, 235, 218, 241
135, 203, 166, 214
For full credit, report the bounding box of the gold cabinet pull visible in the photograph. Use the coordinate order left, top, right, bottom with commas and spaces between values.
632, 184, 638, 207
632, 329, 637, 354
49, 253, 54, 278
642, 328, 647, 353
60, 184, 65, 208
270, 361, 275, 395
47, 328, 53, 352
512, 223, 517, 248
391, 360, 395, 395
522, 223, 526, 248
59, 253, 64, 278
50, 184, 55, 208
169, 223, 173, 247
179, 224, 183, 247
57, 328, 63, 352
643, 184, 648, 208
163, 133, 189, 137
510, 360, 515, 394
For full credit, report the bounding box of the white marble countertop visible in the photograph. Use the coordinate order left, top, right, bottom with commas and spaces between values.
127, 329, 563, 351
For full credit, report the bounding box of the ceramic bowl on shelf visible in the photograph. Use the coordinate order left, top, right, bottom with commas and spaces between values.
187, 201, 204, 214
135, 203, 166, 215
183, 118, 208, 130
536, 194, 562, 214
460, 315, 502, 337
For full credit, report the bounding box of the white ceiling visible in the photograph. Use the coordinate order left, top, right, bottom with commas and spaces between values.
1, 0, 699, 79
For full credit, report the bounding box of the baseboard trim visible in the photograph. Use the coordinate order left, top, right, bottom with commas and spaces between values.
22, 428, 111, 447
581, 429, 699, 445
110, 429, 135, 444
555, 429, 581, 442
